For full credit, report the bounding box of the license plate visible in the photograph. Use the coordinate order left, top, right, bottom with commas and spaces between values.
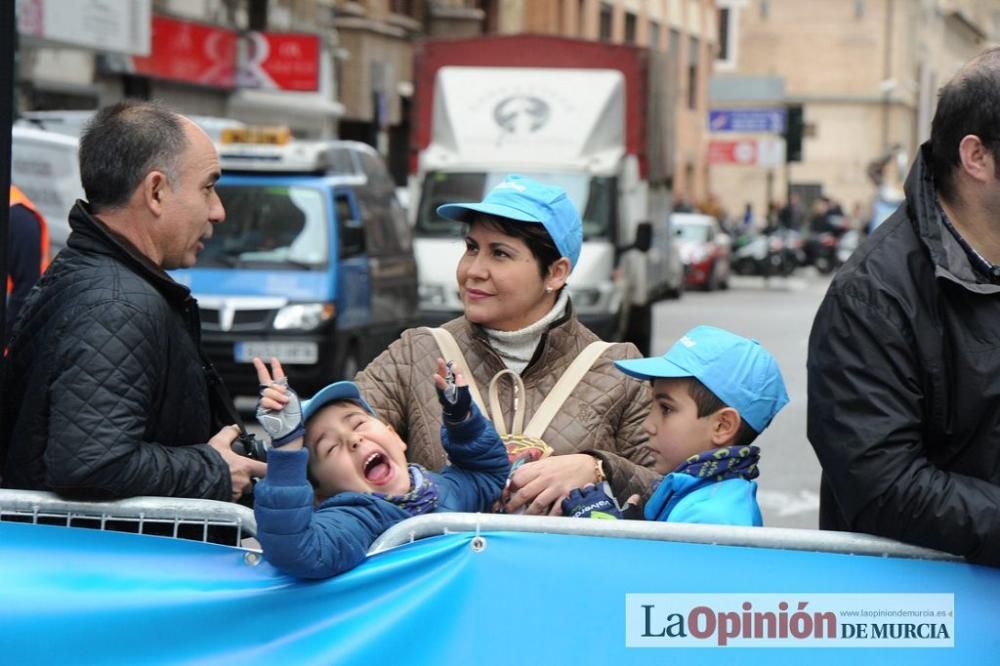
233, 342, 319, 365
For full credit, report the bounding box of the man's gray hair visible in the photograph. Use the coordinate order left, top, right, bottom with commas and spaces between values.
79, 100, 189, 212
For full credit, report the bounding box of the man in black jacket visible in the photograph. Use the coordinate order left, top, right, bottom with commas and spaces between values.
808, 48, 1000, 566
0, 101, 266, 500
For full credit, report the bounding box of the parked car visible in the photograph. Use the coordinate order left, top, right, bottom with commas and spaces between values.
671, 213, 731, 290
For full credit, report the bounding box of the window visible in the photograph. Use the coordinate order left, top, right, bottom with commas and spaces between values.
390, 0, 415, 16
202, 185, 330, 269
335, 193, 365, 259
599, 4, 612, 42
854, 0, 865, 19
669, 28, 681, 61
625, 12, 637, 44
688, 37, 700, 110
718, 8, 731, 61
716, 5, 738, 69
649, 21, 661, 48
416, 171, 616, 243
760, 0, 769, 19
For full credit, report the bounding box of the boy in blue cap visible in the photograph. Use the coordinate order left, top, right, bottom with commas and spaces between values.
563, 325, 788, 525
251, 357, 509, 578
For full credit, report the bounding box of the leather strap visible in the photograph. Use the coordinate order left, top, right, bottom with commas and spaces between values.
425, 327, 612, 442
423, 327, 487, 414
522, 341, 612, 438
487, 368, 525, 438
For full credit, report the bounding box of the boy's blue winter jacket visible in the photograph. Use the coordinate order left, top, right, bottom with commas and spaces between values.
254, 403, 509, 579
643, 473, 762, 526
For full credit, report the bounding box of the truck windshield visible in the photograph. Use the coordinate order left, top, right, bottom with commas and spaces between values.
197, 184, 328, 270
416, 171, 615, 241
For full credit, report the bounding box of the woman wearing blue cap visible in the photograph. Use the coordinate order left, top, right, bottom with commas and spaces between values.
356, 175, 658, 515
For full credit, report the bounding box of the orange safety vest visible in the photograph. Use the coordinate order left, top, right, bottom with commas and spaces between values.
7, 185, 51, 295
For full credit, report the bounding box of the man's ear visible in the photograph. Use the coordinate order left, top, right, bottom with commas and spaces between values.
546, 257, 572, 291
143, 170, 169, 216
710, 407, 742, 447
958, 135, 995, 184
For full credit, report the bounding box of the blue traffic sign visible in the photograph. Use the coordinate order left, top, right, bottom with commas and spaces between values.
709, 108, 786, 133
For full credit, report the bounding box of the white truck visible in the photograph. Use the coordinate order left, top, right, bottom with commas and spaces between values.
409, 35, 683, 353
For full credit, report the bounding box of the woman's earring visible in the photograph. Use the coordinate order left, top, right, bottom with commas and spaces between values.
545, 286, 553, 294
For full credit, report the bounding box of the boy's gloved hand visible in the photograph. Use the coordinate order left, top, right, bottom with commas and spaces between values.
253, 360, 305, 448
433, 358, 473, 424
561, 482, 637, 520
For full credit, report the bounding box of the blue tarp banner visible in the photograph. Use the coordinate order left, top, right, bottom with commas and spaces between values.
2, 521, 999, 664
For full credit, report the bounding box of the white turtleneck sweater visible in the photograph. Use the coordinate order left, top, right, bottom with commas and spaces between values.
483, 289, 569, 375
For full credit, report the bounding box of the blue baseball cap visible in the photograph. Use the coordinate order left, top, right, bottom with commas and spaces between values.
436, 174, 583, 269
614, 325, 789, 433
302, 381, 376, 423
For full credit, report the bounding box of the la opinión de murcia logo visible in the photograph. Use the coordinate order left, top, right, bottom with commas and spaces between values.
625, 594, 954, 648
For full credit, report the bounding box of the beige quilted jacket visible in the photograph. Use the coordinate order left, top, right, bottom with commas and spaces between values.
355, 311, 660, 505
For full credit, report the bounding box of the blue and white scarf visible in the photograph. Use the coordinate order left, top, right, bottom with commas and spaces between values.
372, 464, 440, 516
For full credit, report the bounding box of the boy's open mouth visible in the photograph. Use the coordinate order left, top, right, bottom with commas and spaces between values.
363, 452, 393, 485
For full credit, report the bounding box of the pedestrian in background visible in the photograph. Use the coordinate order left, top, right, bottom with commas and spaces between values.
0, 100, 265, 500
5, 185, 49, 341
808, 47, 1000, 566
777, 192, 803, 232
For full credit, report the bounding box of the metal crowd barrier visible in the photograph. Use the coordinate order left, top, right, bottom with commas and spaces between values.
0, 489, 960, 563
0, 489, 258, 548
368, 512, 961, 562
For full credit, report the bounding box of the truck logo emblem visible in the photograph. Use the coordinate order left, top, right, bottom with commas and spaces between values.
493, 96, 550, 143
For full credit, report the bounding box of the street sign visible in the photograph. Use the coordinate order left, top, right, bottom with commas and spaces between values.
708, 137, 786, 166
708, 139, 758, 165
708, 107, 786, 133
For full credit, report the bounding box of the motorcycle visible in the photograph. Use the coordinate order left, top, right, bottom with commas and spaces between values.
732, 230, 791, 277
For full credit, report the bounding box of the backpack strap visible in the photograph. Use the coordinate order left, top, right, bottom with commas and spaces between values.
422, 327, 486, 414
522, 341, 613, 439
487, 369, 526, 438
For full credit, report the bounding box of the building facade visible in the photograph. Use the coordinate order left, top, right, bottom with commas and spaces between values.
710, 0, 1000, 224
16, 0, 717, 197
16, 0, 344, 137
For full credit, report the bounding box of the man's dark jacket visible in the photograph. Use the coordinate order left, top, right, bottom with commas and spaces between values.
808, 144, 1000, 566
0, 202, 230, 500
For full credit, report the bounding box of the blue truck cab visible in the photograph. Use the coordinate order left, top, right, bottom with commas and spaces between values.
172, 132, 417, 398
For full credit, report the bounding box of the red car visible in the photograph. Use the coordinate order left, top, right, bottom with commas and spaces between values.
671, 213, 732, 290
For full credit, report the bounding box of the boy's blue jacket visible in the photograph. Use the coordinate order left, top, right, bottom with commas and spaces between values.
643, 473, 763, 526
254, 403, 509, 579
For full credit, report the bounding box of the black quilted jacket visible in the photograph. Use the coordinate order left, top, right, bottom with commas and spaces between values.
808, 145, 1000, 565
0, 202, 231, 500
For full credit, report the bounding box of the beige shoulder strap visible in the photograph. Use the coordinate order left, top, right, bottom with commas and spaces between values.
487, 369, 525, 438
423, 327, 486, 413
522, 341, 614, 439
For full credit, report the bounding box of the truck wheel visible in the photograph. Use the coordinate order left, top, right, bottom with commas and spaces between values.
664, 277, 684, 300
612, 300, 630, 342
705, 262, 719, 291
623, 303, 653, 356
339, 344, 361, 380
